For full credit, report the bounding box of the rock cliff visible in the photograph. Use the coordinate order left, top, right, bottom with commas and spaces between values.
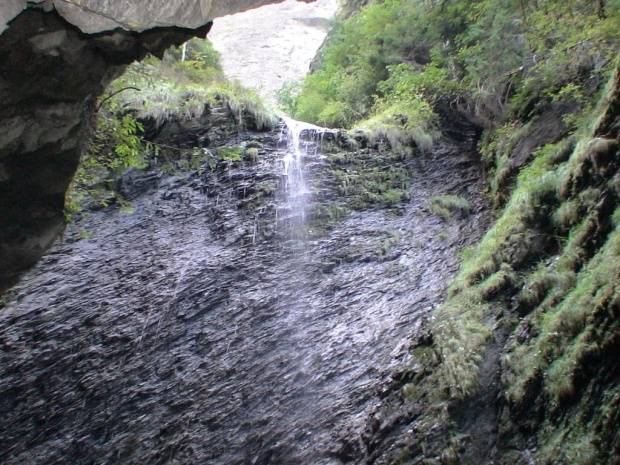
0, 102, 489, 464
0, 0, 286, 291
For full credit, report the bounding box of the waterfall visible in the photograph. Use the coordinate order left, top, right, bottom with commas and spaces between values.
278, 116, 332, 237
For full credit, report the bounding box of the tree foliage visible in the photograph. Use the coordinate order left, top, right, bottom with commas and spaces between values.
65, 96, 157, 219
286, 0, 620, 138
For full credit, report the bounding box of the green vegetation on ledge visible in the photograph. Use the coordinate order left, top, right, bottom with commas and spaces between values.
283, 0, 619, 149
66, 38, 278, 219
392, 58, 620, 465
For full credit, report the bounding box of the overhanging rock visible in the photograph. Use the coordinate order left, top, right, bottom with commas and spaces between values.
0, 0, 291, 291
1, 0, 288, 34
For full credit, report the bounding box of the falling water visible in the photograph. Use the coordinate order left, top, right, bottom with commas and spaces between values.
273, 116, 337, 463
278, 116, 331, 238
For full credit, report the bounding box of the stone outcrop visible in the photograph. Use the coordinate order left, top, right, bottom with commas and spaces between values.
0, 0, 286, 291
1, 0, 286, 34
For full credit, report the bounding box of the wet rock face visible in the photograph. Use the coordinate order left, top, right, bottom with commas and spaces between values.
0, 8, 212, 291
0, 115, 489, 463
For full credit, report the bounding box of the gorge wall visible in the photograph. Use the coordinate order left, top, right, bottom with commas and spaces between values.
0, 99, 490, 464
0, 0, 287, 291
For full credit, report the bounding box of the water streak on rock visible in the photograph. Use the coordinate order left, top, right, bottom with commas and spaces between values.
279, 116, 333, 233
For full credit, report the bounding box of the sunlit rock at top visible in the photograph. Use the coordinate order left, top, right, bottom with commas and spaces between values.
209, 0, 338, 102
1, 0, 294, 34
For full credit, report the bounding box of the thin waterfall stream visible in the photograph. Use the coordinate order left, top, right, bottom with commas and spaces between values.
277, 116, 333, 239
271, 118, 341, 462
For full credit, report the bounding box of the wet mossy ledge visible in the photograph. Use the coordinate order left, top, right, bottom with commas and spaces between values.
360, 60, 620, 465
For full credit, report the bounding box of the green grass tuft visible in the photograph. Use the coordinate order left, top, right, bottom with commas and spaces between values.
427, 195, 471, 221
430, 290, 492, 399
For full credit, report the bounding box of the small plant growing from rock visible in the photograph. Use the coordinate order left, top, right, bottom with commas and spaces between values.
216, 145, 243, 162
244, 147, 260, 162
427, 195, 471, 221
